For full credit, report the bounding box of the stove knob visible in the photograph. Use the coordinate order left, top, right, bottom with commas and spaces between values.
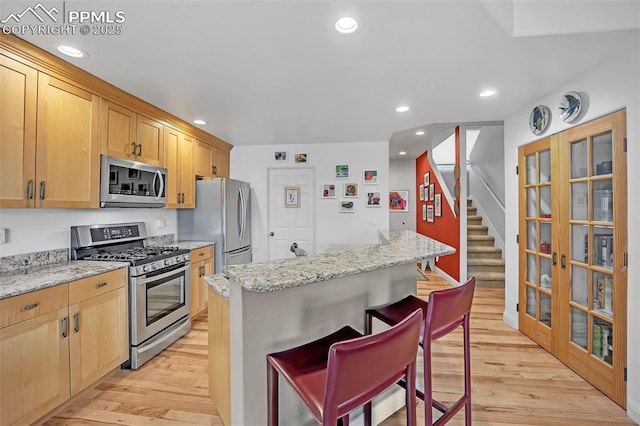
143, 265, 151, 273
164, 259, 171, 266
151, 264, 158, 270
176, 255, 183, 262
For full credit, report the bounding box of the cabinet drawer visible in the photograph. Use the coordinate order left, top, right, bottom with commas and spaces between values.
191, 245, 213, 261
0, 284, 68, 329
69, 269, 127, 305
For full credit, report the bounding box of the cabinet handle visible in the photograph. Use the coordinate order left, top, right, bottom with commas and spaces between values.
22, 302, 38, 311
39, 181, 45, 200
200, 266, 205, 276
199, 252, 205, 257
137, 143, 142, 157
131, 142, 137, 156
96, 282, 107, 288
560, 254, 566, 269
61, 317, 68, 338
213, 165, 217, 175
181, 193, 185, 204
552, 252, 557, 266
27, 180, 34, 200
211, 165, 215, 175
73, 313, 79, 333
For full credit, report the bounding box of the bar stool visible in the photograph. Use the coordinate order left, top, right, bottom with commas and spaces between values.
365, 276, 476, 426
266, 309, 422, 426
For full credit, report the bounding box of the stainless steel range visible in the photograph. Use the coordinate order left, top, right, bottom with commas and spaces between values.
71, 222, 191, 369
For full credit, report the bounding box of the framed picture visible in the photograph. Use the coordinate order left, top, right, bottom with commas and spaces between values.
274, 151, 287, 161
424, 172, 430, 186
339, 200, 355, 213
435, 193, 442, 216
422, 204, 427, 221
427, 205, 434, 222
419, 184, 425, 201
284, 186, 300, 208
389, 190, 409, 212
128, 169, 141, 180
321, 183, 336, 199
344, 183, 358, 197
424, 186, 429, 201
366, 192, 381, 207
336, 164, 349, 178
363, 169, 378, 185
429, 183, 435, 201
295, 153, 308, 163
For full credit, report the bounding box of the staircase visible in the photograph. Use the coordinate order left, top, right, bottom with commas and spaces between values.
467, 199, 505, 287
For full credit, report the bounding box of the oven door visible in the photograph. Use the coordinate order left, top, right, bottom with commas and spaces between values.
130, 262, 191, 345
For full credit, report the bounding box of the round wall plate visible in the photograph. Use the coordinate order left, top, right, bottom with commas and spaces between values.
529, 105, 551, 135
559, 91, 582, 123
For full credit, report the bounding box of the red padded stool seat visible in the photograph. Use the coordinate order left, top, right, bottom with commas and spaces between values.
365, 276, 476, 426
267, 309, 422, 426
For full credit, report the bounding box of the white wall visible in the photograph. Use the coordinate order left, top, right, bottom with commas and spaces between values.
469, 125, 505, 205
230, 142, 389, 263
0, 209, 177, 256
503, 49, 640, 421
389, 158, 416, 231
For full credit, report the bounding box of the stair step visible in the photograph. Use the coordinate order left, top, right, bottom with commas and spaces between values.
468, 258, 505, 273
468, 246, 502, 259
467, 199, 473, 207
467, 215, 483, 224
467, 207, 477, 215
467, 259, 505, 266
469, 271, 505, 288
468, 235, 495, 246
467, 225, 489, 235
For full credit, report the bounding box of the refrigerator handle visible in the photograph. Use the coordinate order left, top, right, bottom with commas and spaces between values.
239, 187, 246, 242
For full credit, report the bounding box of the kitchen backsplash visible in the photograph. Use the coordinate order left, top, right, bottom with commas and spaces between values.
144, 234, 175, 246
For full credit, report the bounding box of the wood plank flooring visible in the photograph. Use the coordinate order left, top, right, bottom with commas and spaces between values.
42, 270, 635, 425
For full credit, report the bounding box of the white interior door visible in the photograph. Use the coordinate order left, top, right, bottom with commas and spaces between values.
268, 168, 315, 260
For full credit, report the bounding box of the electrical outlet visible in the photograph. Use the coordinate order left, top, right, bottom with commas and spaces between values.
0, 228, 6, 244
156, 219, 166, 229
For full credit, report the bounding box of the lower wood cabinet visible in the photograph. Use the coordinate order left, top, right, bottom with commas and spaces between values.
191, 245, 214, 318
0, 268, 128, 425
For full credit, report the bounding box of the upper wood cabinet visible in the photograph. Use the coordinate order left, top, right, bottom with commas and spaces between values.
0, 54, 37, 208
164, 126, 194, 208
518, 110, 627, 407
0, 58, 100, 208
100, 99, 163, 166
195, 140, 229, 178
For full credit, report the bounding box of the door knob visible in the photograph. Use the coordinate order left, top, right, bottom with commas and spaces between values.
269, 232, 274, 237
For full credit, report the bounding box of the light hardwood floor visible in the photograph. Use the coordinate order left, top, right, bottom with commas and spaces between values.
43, 271, 635, 425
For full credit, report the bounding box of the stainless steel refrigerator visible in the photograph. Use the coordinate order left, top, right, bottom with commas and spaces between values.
178, 178, 252, 273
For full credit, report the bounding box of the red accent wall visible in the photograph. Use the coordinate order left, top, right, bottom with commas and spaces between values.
415, 152, 460, 281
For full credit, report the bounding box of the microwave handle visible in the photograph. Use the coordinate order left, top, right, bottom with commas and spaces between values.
153, 170, 164, 200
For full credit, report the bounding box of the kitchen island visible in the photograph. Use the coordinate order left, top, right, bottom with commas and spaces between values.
205, 230, 455, 426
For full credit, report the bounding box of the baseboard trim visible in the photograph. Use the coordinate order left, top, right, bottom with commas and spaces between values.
627, 397, 640, 424
503, 310, 518, 330
435, 267, 460, 287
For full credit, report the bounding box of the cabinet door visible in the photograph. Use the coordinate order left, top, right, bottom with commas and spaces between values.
190, 259, 204, 318
558, 110, 627, 407
164, 127, 194, 208
100, 99, 137, 161
180, 133, 195, 208
194, 139, 214, 178
213, 147, 230, 178
518, 135, 559, 352
36, 74, 100, 208
69, 286, 128, 396
0, 307, 70, 426
0, 55, 37, 208
136, 115, 163, 165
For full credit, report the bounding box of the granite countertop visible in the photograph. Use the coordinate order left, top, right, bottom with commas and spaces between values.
176, 241, 215, 251
0, 261, 129, 300
203, 274, 230, 301
223, 230, 455, 293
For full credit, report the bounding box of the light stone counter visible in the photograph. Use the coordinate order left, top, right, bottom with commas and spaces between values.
203, 274, 229, 301
224, 230, 454, 292
176, 241, 215, 251
0, 261, 129, 300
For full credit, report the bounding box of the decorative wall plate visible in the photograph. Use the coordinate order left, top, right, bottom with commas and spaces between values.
559, 91, 582, 123
529, 105, 551, 135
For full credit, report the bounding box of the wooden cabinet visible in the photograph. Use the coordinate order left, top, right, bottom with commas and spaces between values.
164, 126, 195, 208
518, 110, 627, 407
194, 140, 230, 179
0, 54, 37, 208
68, 269, 128, 396
0, 269, 128, 425
100, 99, 164, 166
0, 58, 100, 208
208, 286, 230, 426
190, 245, 214, 318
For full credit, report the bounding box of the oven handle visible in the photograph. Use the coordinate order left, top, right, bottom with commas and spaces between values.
153, 170, 165, 200
135, 263, 190, 285
137, 317, 190, 355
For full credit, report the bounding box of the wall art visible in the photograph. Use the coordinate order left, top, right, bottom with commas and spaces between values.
529, 105, 551, 135
339, 200, 355, 213
389, 190, 409, 212
284, 186, 300, 208
363, 169, 378, 185
274, 151, 287, 161
295, 153, 308, 163
422, 204, 427, 221
435, 193, 442, 216
559, 91, 582, 123
335, 164, 349, 178
344, 183, 358, 197
321, 183, 336, 199
419, 184, 425, 201
366, 192, 381, 207
427, 205, 434, 222
429, 183, 435, 201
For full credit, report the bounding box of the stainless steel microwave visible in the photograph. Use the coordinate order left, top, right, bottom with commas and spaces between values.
100, 155, 167, 208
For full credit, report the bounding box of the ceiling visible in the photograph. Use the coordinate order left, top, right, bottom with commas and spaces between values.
5, 1, 640, 160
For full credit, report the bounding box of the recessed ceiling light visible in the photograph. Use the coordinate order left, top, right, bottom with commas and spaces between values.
193, 119, 206, 125
399, 151, 407, 156
335, 17, 359, 34
479, 89, 497, 98
57, 45, 87, 58
395, 105, 410, 113
415, 130, 425, 136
